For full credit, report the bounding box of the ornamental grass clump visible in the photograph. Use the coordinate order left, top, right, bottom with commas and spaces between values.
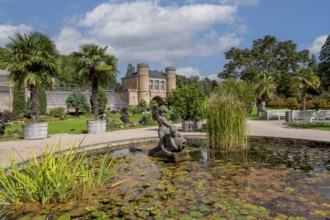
0, 143, 119, 209
206, 92, 248, 152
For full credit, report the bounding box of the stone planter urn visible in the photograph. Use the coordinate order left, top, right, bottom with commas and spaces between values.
182, 120, 193, 132
22, 123, 48, 140
194, 120, 204, 130
87, 120, 106, 134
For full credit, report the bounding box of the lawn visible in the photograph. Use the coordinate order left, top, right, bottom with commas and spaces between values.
287, 122, 330, 131
1, 113, 158, 142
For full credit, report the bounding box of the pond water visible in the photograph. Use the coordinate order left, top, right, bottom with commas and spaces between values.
7, 140, 330, 219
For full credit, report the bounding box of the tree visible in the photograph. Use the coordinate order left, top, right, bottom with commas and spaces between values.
166, 84, 205, 121
318, 35, 330, 91
0, 32, 59, 123
66, 90, 89, 114
71, 44, 117, 120
254, 72, 276, 113
38, 86, 47, 115
12, 83, 26, 116
290, 68, 320, 110
126, 63, 135, 76
219, 35, 309, 97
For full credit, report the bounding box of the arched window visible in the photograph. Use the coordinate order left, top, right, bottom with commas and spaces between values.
155, 80, 159, 90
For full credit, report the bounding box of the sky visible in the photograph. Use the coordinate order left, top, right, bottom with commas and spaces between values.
0, 0, 329, 82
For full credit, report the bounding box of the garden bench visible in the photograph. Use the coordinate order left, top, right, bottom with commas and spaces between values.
266, 110, 289, 120
292, 110, 317, 123
315, 110, 330, 122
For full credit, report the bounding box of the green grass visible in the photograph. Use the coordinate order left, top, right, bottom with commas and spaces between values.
287, 122, 330, 131
0, 113, 158, 142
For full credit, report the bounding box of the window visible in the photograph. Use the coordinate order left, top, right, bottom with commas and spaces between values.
149, 80, 153, 90
161, 81, 165, 90
132, 97, 136, 104
155, 80, 159, 90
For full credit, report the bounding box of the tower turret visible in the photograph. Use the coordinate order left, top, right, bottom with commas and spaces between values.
137, 63, 150, 104
165, 67, 176, 97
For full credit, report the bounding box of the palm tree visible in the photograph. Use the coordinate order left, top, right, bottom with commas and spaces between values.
0, 32, 59, 123
290, 68, 320, 111
254, 72, 277, 114
71, 44, 117, 120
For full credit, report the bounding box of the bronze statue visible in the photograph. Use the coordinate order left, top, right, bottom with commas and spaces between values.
149, 105, 186, 157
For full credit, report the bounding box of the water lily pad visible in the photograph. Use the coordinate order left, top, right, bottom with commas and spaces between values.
189, 211, 204, 218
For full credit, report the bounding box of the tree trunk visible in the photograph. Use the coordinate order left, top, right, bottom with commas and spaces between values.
92, 74, 99, 120
302, 93, 306, 111
30, 85, 38, 124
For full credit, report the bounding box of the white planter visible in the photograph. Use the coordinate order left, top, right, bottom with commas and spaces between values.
182, 120, 193, 132
22, 123, 48, 140
87, 120, 106, 134
194, 120, 203, 130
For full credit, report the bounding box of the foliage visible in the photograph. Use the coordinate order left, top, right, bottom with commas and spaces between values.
139, 114, 153, 126
219, 35, 309, 97
206, 92, 248, 152
71, 44, 117, 120
285, 97, 300, 110
268, 97, 286, 109
254, 72, 276, 111
216, 79, 255, 115
134, 99, 148, 114
318, 35, 330, 91
66, 90, 89, 114
176, 75, 218, 96
90, 87, 107, 115
120, 113, 129, 124
48, 107, 65, 118
12, 84, 26, 116
290, 67, 320, 110
166, 84, 205, 120
38, 86, 47, 115
126, 63, 135, 76
0, 144, 119, 209
0, 32, 59, 123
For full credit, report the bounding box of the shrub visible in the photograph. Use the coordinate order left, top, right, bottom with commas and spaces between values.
120, 113, 129, 124
49, 107, 65, 118
268, 98, 285, 109
38, 86, 47, 115
139, 114, 152, 125
12, 84, 26, 116
66, 90, 89, 114
285, 98, 301, 110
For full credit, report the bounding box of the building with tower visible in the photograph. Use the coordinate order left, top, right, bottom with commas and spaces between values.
119, 63, 176, 106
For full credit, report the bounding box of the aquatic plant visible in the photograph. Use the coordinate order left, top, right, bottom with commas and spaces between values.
0, 143, 119, 209
206, 92, 248, 151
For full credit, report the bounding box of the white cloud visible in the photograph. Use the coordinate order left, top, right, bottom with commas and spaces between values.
309, 35, 327, 55
0, 24, 33, 47
55, 1, 237, 64
207, 73, 223, 82
55, 27, 96, 55
177, 67, 202, 78
219, 0, 259, 5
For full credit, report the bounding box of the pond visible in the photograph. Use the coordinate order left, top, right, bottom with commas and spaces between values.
5, 139, 330, 219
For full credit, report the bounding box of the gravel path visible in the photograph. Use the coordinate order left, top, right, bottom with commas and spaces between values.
0, 120, 329, 167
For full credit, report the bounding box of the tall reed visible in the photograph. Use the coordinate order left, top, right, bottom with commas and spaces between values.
0, 143, 119, 208
206, 92, 248, 152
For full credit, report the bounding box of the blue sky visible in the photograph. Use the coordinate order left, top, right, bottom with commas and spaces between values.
0, 0, 329, 81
